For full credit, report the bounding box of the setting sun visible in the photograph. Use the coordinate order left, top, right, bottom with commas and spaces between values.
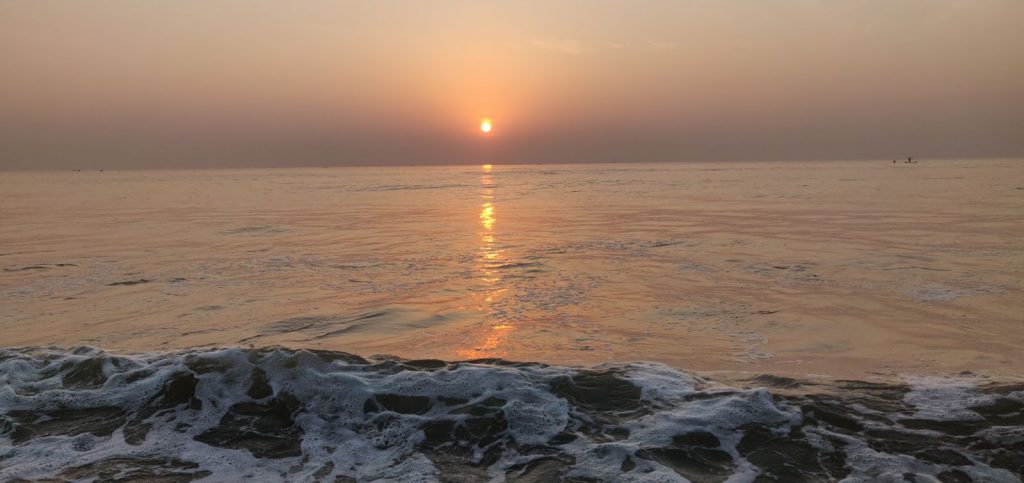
3, 2, 1022, 479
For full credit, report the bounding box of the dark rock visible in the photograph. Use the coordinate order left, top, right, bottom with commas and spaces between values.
636, 446, 734, 482
362, 398, 380, 414
186, 358, 232, 374
936, 469, 973, 483
971, 397, 1024, 426
8, 407, 126, 444
549, 431, 578, 445
371, 394, 432, 415
56, 457, 211, 482
899, 418, 986, 436
988, 445, 1024, 475
803, 399, 864, 432
60, 358, 109, 388
247, 367, 273, 399
403, 359, 449, 370
439, 396, 469, 406
156, 372, 201, 410
452, 398, 506, 416
550, 370, 643, 413
420, 410, 510, 467
428, 452, 493, 482
674, 431, 720, 448
606, 426, 630, 440
123, 422, 151, 445
913, 448, 972, 466
421, 420, 456, 445
738, 424, 848, 481
459, 415, 509, 447
312, 461, 334, 480
507, 457, 575, 483
194, 393, 303, 458
864, 428, 942, 456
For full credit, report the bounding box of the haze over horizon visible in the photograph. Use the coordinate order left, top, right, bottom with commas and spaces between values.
2, 0, 1023, 170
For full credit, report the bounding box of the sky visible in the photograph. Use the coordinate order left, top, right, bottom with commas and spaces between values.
1, 0, 1022, 169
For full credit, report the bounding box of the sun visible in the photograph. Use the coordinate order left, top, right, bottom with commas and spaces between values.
480, 118, 493, 134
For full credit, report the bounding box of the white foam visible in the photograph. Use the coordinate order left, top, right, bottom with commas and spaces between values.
902, 376, 995, 421
1, 348, 1020, 482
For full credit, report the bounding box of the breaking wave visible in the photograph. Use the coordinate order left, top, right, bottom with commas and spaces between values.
0, 347, 1021, 482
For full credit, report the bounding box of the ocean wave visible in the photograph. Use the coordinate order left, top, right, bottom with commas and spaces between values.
0, 347, 1021, 482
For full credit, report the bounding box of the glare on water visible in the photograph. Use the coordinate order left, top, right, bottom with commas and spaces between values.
1, 159, 1023, 378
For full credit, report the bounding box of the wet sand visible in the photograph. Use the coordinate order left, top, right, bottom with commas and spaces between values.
1, 159, 1023, 380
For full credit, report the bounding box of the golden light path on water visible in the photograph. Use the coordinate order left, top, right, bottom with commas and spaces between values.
457, 164, 513, 359
3, 160, 1023, 378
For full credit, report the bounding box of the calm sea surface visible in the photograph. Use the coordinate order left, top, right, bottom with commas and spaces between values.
3, 159, 1022, 378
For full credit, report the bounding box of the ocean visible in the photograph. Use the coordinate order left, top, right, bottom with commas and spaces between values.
1, 159, 1023, 481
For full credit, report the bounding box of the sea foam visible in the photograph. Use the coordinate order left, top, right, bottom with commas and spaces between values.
0, 347, 1020, 482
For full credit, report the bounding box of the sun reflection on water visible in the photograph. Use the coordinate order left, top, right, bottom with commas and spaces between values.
457, 164, 514, 359
480, 202, 495, 231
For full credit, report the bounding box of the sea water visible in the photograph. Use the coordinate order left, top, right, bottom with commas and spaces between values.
2, 160, 1023, 479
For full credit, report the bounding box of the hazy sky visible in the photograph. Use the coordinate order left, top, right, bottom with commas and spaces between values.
2, 1, 1022, 169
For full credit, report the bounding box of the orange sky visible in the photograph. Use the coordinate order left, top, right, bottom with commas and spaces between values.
2, 1, 1022, 168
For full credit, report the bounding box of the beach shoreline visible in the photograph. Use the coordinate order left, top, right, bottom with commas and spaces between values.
2, 345, 1022, 481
